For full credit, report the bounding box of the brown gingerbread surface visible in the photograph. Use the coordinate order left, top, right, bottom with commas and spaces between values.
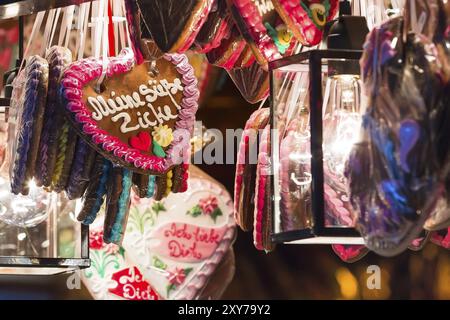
82, 61, 183, 157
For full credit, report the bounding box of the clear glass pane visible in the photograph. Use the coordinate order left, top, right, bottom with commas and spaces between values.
272, 56, 363, 234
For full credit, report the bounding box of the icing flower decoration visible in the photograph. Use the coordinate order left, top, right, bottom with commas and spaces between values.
152, 124, 174, 148
199, 195, 219, 215
167, 267, 187, 286
166, 267, 193, 297
187, 195, 223, 222
89, 229, 105, 250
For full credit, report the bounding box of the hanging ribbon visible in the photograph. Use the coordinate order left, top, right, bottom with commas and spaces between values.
107, 0, 116, 56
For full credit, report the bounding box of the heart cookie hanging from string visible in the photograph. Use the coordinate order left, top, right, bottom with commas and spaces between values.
60, 48, 199, 175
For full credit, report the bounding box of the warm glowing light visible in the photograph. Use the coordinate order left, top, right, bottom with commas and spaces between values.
323, 74, 362, 180
335, 267, 359, 299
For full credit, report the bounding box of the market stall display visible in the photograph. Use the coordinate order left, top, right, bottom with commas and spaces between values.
0, 0, 448, 300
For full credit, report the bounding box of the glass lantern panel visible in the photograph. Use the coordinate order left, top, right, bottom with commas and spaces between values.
272, 56, 364, 235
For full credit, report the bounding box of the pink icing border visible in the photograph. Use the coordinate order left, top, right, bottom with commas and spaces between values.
196, 15, 232, 54
171, 178, 236, 300
331, 244, 369, 263
276, 0, 339, 46
60, 48, 199, 174
233, 108, 269, 226
254, 124, 270, 251
232, 0, 282, 63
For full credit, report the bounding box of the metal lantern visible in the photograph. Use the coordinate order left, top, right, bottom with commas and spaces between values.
269, 5, 370, 245
270, 49, 366, 246
270, 50, 364, 244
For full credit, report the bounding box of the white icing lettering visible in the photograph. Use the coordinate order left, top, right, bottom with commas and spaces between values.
254, 0, 274, 16
112, 112, 140, 133
86, 77, 184, 133
88, 96, 106, 121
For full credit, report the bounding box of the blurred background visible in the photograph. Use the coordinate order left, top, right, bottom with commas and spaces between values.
0, 16, 449, 300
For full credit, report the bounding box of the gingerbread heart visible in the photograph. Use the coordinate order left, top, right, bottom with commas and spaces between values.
228, 0, 296, 69
332, 244, 369, 263
136, 0, 214, 53
82, 227, 161, 300
60, 48, 199, 174
273, 0, 339, 46
81, 166, 235, 300
227, 60, 269, 104
194, 0, 233, 53
122, 171, 235, 300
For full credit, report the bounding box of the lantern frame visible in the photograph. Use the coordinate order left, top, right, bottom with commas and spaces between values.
269, 49, 365, 245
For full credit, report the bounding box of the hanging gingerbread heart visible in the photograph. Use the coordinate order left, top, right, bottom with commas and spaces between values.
60, 48, 199, 175
227, 60, 269, 104
228, 0, 296, 69
206, 26, 248, 70
331, 245, 369, 263
82, 226, 161, 300
234, 108, 270, 231
253, 124, 275, 252
82, 166, 235, 300
134, 0, 214, 53
122, 166, 235, 300
273, 0, 339, 46
194, 0, 233, 53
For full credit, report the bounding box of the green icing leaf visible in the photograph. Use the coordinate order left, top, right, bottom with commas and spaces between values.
184, 268, 193, 277
167, 283, 176, 297
153, 140, 166, 158
210, 207, 223, 223
153, 256, 167, 270
118, 247, 125, 258
187, 205, 203, 217
152, 202, 166, 215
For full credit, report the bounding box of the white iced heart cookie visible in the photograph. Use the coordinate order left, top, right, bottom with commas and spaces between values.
122, 175, 235, 299
81, 227, 160, 300
81, 168, 235, 300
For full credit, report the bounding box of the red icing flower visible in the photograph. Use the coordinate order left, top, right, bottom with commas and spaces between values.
199, 196, 219, 215
167, 267, 187, 286
89, 229, 104, 250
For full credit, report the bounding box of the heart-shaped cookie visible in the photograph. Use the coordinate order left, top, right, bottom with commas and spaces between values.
194, 0, 233, 53
227, 60, 269, 103
273, 0, 339, 46
228, 0, 296, 69
60, 48, 199, 174
82, 227, 161, 300
136, 0, 214, 53
81, 166, 235, 300
234, 108, 270, 231
122, 169, 235, 299
332, 244, 369, 263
